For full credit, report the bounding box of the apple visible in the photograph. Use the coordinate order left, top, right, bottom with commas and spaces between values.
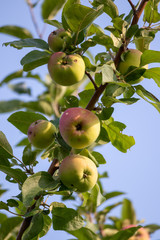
48, 28, 71, 52
48, 52, 85, 86
27, 120, 56, 149
59, 107, 100, 149
123, 225, 150, 240
59, 154, 98, 192
118, 49, 147, 84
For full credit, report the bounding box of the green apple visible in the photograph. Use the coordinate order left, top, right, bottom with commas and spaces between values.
48, 28, 71, 52
48, 52, 85, 86
59, 107, 100, 149
59, 154, 98, 192
123, 225, 150, 240
118, 49, 147, 84
27, 120, 56, 149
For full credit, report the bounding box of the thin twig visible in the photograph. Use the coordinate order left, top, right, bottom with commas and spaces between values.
85, 71, 98, 90
26, 0, 42, 38
127, 0, 136, 13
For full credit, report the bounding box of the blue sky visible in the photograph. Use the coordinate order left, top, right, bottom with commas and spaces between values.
0, 0, 160, 239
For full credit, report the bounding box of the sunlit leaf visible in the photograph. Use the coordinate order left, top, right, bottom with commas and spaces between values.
8, 111, 47, 134
22, 171, 60, 207
21, 50, 50, 71
41, 0, 66, 19
0, 25, 32, 39
52, 207, 84, 231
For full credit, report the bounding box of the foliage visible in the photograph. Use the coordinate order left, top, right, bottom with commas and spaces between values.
1, 0, 160, 239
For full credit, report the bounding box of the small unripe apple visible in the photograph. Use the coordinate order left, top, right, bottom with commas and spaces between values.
59, 107, 100, 149
27, 120, 56, 149
123, 225, 150, 240
118, 49, 147, 84
48, 28, 71, 52
48, 52, 85, 86
59, 154, 98, 192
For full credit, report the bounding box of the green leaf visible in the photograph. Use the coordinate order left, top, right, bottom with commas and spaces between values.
41, 0, 66, 19
0, 131, 13, 159
4, 38, 49, 50
86, 23, 104, 37
105, 191, 125, 201
22, 145, 37, 165
92, 0, 119, 19
16, 138, 29, 147
104, 84, 124, 97
78, 89, 95, 108
68, 227, 98, 240
98, 107, 114, 120
143, 67, 160, 87
0, 217, 23, 240
109, 226, 141, 240
22, 101, 53, 116
140, 50, 160, 66
22, 171, 60, 207
21, 50, 50, 71
101, 95, 139, 107
135, 85, 160, 113
82, 56, 96, 71
0, 100, 23, 113
124, 67, 146, 83
145, 224, 160, 234
22, 213, 44, 240
8, 111, 47, 134
0, 70, 43, 86
39, 215, 52, 237
0, 25, 32, 39
0, 213, 7, 224
143, 0, 160, 23
44, 19, 63, 28
126, 24, 139, 39
79, 149, 99, 167
82, 184, 106, 212
0, 166, 27, 185
64, 95, 79, 108
91, 151, 106, 164
64, 4, 103, 32
7, 199, 19, 207
93, 33, 113, 50
121, 199, 136, 224
0, 201, 9, 211
52, 207, 84, 231
101, 65, 117, 83
103, 121, 135, 152
0, 70, 23, 85
9, 82, 31, 95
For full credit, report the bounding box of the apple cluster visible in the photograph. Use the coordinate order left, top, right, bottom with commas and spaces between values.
47, 28, 85, 86
27, 107, 101, 192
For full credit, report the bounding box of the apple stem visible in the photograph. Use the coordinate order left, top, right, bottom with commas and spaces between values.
16, 159, 59, 240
